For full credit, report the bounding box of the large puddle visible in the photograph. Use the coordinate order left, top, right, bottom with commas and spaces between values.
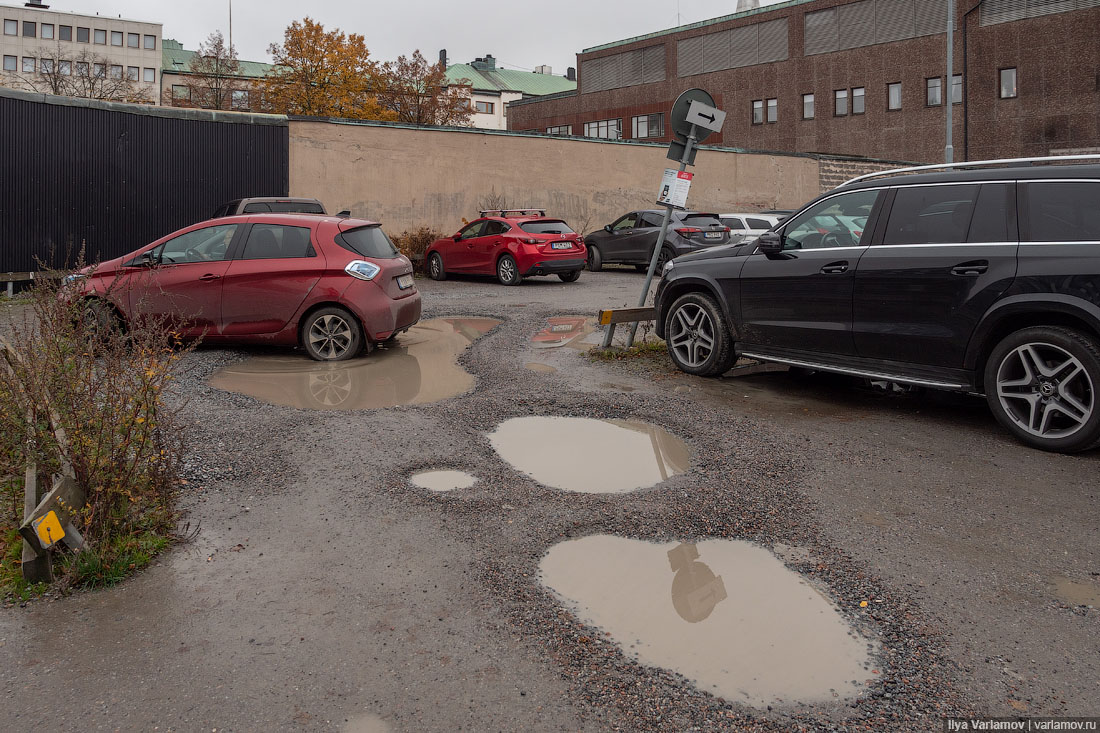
539, 535, 876, 708
530, 316, 597, 350
488, 417, 689, 493
208, 318, 499, 410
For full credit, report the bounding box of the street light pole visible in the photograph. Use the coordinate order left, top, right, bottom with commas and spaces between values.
945, 0, 955, 164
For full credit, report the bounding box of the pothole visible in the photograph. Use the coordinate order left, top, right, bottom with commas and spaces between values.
539, 535, 877, 709
524, 362, 558, 374
1052, 575, 1100, 607
343, 712, 392, 733
488, 416, 689, 493
207, 317, 500, 410
409, 470, 477, 492
530, 316, 596, 350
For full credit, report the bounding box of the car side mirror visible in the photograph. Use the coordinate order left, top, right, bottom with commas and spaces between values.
603, 224, 612, 233
452, 234, 461, 241
756, 231, 783, 255
137, 251, 156, 267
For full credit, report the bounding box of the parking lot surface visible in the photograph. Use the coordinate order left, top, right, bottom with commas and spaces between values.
1, 268, 1097, 731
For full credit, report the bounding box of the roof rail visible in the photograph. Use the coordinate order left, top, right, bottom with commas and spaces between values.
839, 154, 1100, 188
479, 208, 547, 217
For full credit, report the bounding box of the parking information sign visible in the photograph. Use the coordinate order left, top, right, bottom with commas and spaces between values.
657, 169, 693, 210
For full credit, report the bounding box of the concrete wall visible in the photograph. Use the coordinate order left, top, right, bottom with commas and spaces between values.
289, 120, 833, 237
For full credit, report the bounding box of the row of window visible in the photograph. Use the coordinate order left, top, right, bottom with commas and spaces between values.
3, 55, 155, 82
171, 84, 251, 109
751, 69, 1019, 124
3, 19, 156, 49
557, 113, 666, 140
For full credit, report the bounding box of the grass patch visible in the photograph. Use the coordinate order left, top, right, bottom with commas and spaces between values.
63, 531, 170, 590
589, 340, 667, 362
0, 529, 49, 601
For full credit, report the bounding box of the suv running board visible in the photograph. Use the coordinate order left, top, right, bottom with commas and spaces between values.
737, 351, 968, 390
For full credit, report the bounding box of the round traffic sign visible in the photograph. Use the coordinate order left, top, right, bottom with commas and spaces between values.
670, 88, 716, 142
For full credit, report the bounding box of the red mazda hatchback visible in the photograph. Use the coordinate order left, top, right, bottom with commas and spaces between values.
424, 209, 586, 285
73, 213, 421, 361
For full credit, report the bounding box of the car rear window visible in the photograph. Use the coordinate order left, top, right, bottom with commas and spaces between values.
519, 220, 575, 234
746, 217, 773, 229
335, 226, 400, 258
242, 201, 325, 214
680, 214, 723, 227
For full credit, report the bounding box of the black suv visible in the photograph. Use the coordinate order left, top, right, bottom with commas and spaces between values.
584, 210, 732, 272
655, 159, 1100, 452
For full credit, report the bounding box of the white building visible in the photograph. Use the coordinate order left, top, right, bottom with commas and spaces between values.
442, 52, 576, 131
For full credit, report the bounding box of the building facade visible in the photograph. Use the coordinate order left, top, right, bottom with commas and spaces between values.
160, 39, 270, 111
507, 0, 1100, 163
0, 1, 162, 103
443, 52, 576, 130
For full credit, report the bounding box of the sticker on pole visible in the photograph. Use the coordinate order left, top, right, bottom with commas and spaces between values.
657, 169, 693, 210
32, 511, 66, 549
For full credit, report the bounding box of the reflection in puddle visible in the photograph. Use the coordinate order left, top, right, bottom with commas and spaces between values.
488, 416, 689, 493
1053, 576, 1100, 607
530, 316, 596, 350
410, 470, 477, 492
207, 317, 500, 410
539, 535, 876, 708
524, 362, 558, 374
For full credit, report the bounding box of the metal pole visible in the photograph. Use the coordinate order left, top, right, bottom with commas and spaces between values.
945, 0, 954, 164
625, 124, 698, 348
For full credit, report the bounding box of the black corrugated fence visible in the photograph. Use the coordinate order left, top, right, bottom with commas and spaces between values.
0, 87, 289, 274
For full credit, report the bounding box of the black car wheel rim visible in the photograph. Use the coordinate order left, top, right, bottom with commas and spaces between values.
996, 341, 1094, 439
668, 303, 715, 368
309, 314, 353, 360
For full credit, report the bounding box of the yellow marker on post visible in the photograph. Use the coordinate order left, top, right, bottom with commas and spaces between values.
32, 511, 65, 549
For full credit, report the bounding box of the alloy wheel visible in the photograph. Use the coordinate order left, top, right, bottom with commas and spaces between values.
996, 341, 1094, 439
498, 257, 518, 284
668, 303, 715, 368
308, 314, 354, 360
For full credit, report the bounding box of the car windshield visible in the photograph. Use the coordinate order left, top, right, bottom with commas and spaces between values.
335, 226, 400, 258
520, 220, 575, 234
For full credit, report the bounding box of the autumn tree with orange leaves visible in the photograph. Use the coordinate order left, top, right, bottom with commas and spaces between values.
378, 50, 473, 126
258, 17, 394, 120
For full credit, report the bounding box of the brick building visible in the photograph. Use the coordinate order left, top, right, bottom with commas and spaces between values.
506, 0, 1100, 163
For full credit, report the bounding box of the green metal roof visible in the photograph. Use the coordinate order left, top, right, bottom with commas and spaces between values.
161, 38, 272, 79
444, 64, 576, 96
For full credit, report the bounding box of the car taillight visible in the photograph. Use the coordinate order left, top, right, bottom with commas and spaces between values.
522, 238, 540, 244
676, 227, 702, 236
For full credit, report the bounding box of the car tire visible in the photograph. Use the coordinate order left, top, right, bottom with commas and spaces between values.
82, 298, 122, 341
427, 252, 446, 281
664, 291, 735, 377
587, 245, 603, 272
983, 326, 1100, 453
497, 254, 522, 286
634, 264, 649, 273
558, 270, 581, 283
301, 307, 364, 361
656, 246, 676, 272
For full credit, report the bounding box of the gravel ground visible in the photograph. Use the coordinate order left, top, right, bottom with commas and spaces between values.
1, 268, 1095, 731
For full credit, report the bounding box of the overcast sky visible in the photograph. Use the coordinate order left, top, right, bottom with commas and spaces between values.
72, 0, 784, 76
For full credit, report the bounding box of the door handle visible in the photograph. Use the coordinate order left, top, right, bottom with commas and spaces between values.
951, 261, 988, 276
820, 261, 849, 274
198, 273, 221, 281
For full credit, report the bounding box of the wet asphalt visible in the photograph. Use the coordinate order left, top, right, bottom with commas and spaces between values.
0, 268, 1097, 731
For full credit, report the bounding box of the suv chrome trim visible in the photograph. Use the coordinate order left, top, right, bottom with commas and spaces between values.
839, 154, 1100, 188
738, 351, 968, 389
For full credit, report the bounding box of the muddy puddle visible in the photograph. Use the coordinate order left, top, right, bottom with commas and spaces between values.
524, 362, 558, 374
343, 712, 392, 733
1052, 576, 1100, 607
410, 470, 477, 492
530, 316, 597, 350
207, 317, 500, 410
539, 535, 876, 708
488, 416, 689, 493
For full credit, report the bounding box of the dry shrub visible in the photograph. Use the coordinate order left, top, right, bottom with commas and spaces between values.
391, 226, 443, 263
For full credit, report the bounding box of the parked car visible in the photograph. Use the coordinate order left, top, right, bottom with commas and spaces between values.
655, 157, 1100, 452
718, 212, 783, 240
584, 210, 731, 272
425, 209, 586, 285
760, 208, 795, 221
210, 197, 326, 218
73, 213, 420, 361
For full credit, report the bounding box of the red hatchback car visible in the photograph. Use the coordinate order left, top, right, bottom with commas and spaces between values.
74, 213, 421, 361
425, 209, 586, 285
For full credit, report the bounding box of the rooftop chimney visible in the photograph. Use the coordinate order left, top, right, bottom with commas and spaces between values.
439, 49, 447, 67
470, 54, 497, 72
24, 0, 50, 8
535, 65, 552, 75
566, 67, 576, 82
735, 0, 760, 11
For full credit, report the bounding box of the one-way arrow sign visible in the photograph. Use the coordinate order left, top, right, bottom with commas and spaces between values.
685, 99, 726, 134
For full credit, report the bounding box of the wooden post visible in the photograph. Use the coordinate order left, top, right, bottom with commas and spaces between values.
21, 462, 52, 583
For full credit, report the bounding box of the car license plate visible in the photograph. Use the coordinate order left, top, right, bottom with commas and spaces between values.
551, 242, 572, 250
704, 231, 722, 240
397, 274, 414, 289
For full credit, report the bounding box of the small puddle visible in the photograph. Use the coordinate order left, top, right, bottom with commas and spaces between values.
524, 362, 558, 374
530, 316, 596, 350
488, 416, 689, 493
1052, 576, 1100, 607
539, 535, 876, 708
208, 317, 500, 410
410, 470, 477, 492
344, 713, 392, 733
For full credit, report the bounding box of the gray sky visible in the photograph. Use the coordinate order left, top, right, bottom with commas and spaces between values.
76, 0, 785, 76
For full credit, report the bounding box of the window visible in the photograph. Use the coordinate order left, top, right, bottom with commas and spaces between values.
474, 100, 494, 114
241, 225, 314, 259
852, 87, 865, 115
638, 213, 664, 228
887, 82, 902, 110
151, 225, 237, 264
834, 89, 848, 116
926, 77, 942, 106
583, 118, 621, 139
546, 125, 572, 135
144, 35, 156, 50
22, 57, 35, 73
137, 67, 153, 84
782, 189, 878, 250
171, 84, 189, 100
999, 67, 1017, 99
59, 60, 71, 76
520, 220, 573, 235
334, 227, 400, 258
23, 21, 35, 37
456, 221, 484, 240
612, 213, 638, 230
76, 61, 88, 76
93, 63, 105, 78
752, 99, 763, 124
3, 20, 15, 36
721, 217, 747, 231
77, 27, 89, 43
2, 55, 15, 72
951, 74, 962, 104
59, 25, 71, 41
802, 93, 814, 120
632, 113, 664, 138
127, 33, 139, 48
126, 66, 138, 81
41, 59, 54, 74
109, 64, 122, 79
746, 217, 774, 229
111, 31, 122, 46
231, 89, 249, 108
94, 29, 105, 44
884, 185, 979, 245
766, 98, 777, 123
968, 184, 1012, 243
483, 221, 510, 237
41, 23, 53, 40
1025, 182, 1100, 242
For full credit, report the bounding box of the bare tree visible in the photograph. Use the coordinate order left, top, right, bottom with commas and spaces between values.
12, 45, 150, 103
163, 31, 253, 110
377, 50, 473, 126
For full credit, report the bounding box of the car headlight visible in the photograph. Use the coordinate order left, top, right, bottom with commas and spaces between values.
63, 273, 86, 285
345, 260, 381, 281
662, 260, 675, 275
